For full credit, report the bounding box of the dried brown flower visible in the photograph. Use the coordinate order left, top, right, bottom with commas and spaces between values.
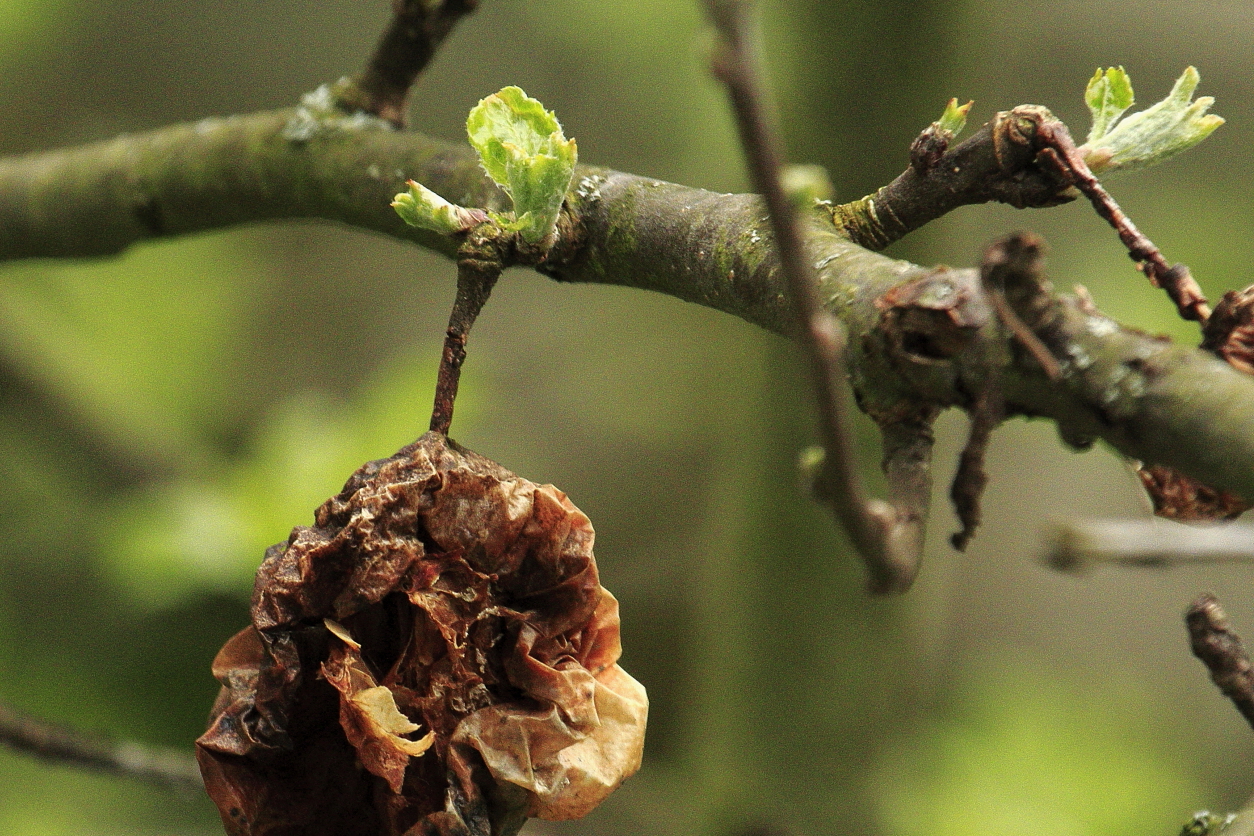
196, 432, 647, 836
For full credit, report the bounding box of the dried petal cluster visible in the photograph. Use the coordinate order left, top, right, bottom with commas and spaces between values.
1135, 463, 1248, 522
196, 432, 647, 836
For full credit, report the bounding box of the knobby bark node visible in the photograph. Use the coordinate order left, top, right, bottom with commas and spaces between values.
197, 432, 647, 836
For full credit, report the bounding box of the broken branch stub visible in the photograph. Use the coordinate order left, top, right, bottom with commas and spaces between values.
196, 432, 647, 836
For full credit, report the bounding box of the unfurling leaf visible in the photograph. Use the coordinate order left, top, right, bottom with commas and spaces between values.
909, 98, 973, 174
1081, 66, 1223, 174
466, 86, 577, 244
1084, 66, 1135, 143
391, 180, 487, 235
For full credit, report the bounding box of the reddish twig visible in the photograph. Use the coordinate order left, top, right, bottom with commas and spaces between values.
0, 698, 203, 793
429, 226, 502, 435
1034, 120, 1211, 323
341, 0, 480, 127
705, 0, 925, 593
1186, 593, 1254, 733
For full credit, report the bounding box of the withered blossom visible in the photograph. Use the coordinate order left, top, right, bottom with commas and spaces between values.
197, 432, 647, 836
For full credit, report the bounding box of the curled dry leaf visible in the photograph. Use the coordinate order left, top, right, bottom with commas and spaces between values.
196, 432, 647, 836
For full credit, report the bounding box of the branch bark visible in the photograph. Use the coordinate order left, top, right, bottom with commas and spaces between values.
3, 103, 1254, 524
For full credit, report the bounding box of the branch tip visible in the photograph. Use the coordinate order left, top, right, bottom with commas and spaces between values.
1186, 593, 1254, 733
0, 699, 202, 793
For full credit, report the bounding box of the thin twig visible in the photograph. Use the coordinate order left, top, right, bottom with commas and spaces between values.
705, 0, 921, 593
429, 225, 502, 435
985, 289, 1061, 381
0, 699, 203, 793
1185, 593, 1254, 733
340, 0, 480, 127
947, 234, 1056, 551
1034, 120, 1211, 324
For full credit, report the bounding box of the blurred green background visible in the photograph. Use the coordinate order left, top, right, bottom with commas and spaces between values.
1, 1, 1253, 834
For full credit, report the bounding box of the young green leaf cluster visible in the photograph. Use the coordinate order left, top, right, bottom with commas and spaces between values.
1080, 66, 1223, 174
936, 96, 973, 137
391, 86, 577, 245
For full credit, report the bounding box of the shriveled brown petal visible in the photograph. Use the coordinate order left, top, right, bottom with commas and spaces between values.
322, 637, 434, 794
196, 432, 646, 836
1136, 463, 1250, 522
458, 591, 648, 820
1204, 285, 1254, 374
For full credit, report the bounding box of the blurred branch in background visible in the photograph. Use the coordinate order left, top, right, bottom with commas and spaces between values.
1046, 520, 1254, 573
0, 698, 202, 794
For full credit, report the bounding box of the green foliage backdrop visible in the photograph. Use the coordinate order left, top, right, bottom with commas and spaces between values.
1, 1, 1252, 834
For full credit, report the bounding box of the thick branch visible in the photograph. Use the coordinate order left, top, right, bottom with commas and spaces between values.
4, 109, 1254, 505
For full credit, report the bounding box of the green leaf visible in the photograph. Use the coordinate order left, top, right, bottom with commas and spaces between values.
1081, 66, 1223, 175
465, 86, 577, 244
1084, 66, 1135, 144
391, 180, 486, 235
936, 97, 973, 137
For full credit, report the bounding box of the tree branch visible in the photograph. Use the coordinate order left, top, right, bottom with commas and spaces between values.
829, 106, 1075, 250
4, 103, 1254, 558
1046, 520, 1254, 572
0, 699, 203, 793
1185, 594, 1254, 734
